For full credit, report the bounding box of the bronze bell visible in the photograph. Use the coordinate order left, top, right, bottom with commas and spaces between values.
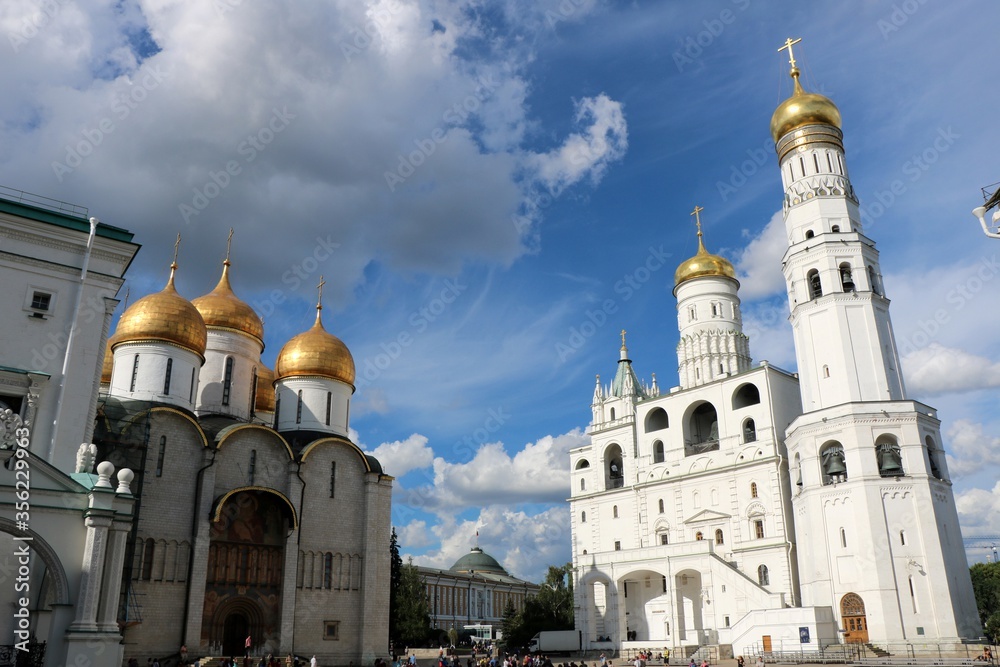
879, 449, 904, 475
823, 453, 847, 476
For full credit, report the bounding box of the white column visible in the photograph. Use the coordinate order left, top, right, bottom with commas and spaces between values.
185, 449, 218, 649
70, 513, 113, 631
96, 516, 131, 631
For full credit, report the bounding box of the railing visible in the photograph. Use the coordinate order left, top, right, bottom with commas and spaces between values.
0, 185, 88, 218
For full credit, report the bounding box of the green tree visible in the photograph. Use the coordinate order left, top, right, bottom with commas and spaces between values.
502, 563, 575, 649
389, 528, 404, 648
971, 561, 1000, 642
500, 599, 522, 648
395, 558, 432, 647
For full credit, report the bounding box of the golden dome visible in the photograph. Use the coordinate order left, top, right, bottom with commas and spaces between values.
192, 260, 264, 345
255, 364, 276, 413
770, 68, 841, 142
100, 333, 118, 384
274, 309, 355, 386
674, 233, 737, 288
113, 265, 207, 359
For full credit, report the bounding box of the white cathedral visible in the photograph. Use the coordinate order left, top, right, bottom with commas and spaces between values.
569, 47, 983, 655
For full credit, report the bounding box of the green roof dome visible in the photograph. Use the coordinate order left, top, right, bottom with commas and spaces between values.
450, 547, 507, 575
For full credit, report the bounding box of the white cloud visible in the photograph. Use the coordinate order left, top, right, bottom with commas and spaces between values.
902, 344, 1000, 397
365, 433, 434, 479
945, 419, 1000, 479
396, 519, 435, 550
528, 94, 628, 196
740, 297, 796, 370
405, 505, 571, 582
735, 210, 787, 301
956, 481, 1000, 536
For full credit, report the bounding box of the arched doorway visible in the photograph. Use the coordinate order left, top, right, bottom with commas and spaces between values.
841, 593, 868, 643
223, 611, 249, 656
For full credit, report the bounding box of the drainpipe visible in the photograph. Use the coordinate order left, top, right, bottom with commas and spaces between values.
49, 216, 99, 462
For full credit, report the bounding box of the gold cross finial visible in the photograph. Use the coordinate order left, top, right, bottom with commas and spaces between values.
316, 275, 326, 311
122, 287, 130, 311
691, 205, 704, 237
778, 37, 802, 69
224, 228, 234, 264
172, 233, 181, 268
620, 329, 627, 349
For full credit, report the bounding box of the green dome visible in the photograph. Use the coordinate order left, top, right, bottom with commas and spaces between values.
450, 547, 507, 575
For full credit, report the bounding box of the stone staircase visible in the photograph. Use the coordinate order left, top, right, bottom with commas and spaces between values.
865, 644, 892, 658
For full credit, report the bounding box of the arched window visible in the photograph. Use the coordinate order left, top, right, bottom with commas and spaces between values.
163, 358, 173, 395
296, 390, 303, 424
823, 365, 831, 378
805, 230, 815, 239
323, 553, 333, 589
249, 366, 258, 416
715, 529, 724, 545
794, 452, 803, 488
821, 441, 848, 485
900, 530, 906, 546
757, 564, 769, 586
222, 357, 234, 406
876, 435, 904, 477
155, 436, 166, 477
325, 392, 332, 425
840, 263, 855, 291
743, 418, 757, 443
807, 269, 823, 299
576, 459, 590, 469
869, 265, 882, 295
750, 482, 758, 498
580, 478, 586, 491
653, 440, 664, 463
142, 538, 155, 581
248, 449, 257, 485
581, 512, 586, 523
840, 528, 847, 548
189, 368, 196, 402
658, 499, 664, 514
610, 407, 616, 420
130, 354, 140, 392
831, 223, 840, 232
645, 408, 669, 432
687, 402, 720, 456
925, 436, 944, 480
605, 444, 624, 489
695, 531, 703, 541
613, 506, 618, 519
733, 384, 761, 409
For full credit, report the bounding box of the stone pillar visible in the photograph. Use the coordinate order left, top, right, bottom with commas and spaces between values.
185, 449, 218, 649
97, 515, 132, 631
70, 512, 113, 631
278, 460, 303, 654
359, 476, 390, 663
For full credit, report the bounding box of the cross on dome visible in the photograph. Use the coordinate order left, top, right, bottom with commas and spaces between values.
778, 37, 802, 69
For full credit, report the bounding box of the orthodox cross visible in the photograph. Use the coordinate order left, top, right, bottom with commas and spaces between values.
224, 227, 234, 264
171, 233, 181, 267
778, 37, 802, 68
691, 205, 704, 237
620, 329, 627, 349
316, 275, 326, 311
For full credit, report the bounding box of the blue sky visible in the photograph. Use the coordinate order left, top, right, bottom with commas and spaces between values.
2, 0, 999, 582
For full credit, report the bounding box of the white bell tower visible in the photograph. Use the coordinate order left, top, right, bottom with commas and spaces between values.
775, 38, 980, 645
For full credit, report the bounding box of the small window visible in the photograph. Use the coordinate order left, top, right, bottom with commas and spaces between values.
610, 407, 616, 420
831, 224, 841, 232
805, 230, 815, 239
660, 534, 669, 545
658, 499, 664, 514
840, 263, 855, 292
155, 436, 166, 477
31, 291, 51, 311
249, 366, 258, 416
142, 538, 155, 581
900, 530, 906, 546
580, 478, 586, 491
754, 519, 765, 539
323, 553, 333, 589
808, 269, 823, 299
827, 153, 834, 172
869, 266, 882, 296
325, 391, 332, 426
581, 511, 586, 523
222, 357, 234, 406
189, 368, 196, 402
841, 528, 847, 548
163, 358, 173, 395
750, 482, 758, 498
823, 365, 830, 378
614, 541, 621, 551
725, 616, 731, 628
653, 440, 664, 463
715, 529, 724, 545
296, 390, 303, 424
130, 355, 140, 392
323, 620, 340, 641
248, 449, 256, 485
613, 505, 618, 519
711, 302, 720, 317
744, 419, 757, 443
330, 461, 336, 498
695, 531, 703, 541
758, 564, 769, 586
688, 306, 697, 322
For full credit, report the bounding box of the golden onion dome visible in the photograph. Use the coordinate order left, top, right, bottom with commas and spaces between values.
255, 364, 276, 413
100, 333, 118, 384
192, 260, 265, 345
770, 67, 841, 142
274, 309, 355, 386
674, 232, 737, 288
113, 264, 207, 359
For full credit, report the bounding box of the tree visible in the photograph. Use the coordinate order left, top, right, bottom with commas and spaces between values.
389, 528, 404, 648
500, 599, 523, 648
502, 563, 575, 649
394, 558, 432, 647
971, 561, 1000, 642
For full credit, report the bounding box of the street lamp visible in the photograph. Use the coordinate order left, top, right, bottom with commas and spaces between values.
973, 182, 1000, 239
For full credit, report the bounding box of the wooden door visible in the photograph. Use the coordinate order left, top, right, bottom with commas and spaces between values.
841, 593, 869, 644
762, 636, 772, 652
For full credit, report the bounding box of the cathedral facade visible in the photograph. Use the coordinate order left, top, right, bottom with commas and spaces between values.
569, 50, 981, 655
95, 252, 392, 662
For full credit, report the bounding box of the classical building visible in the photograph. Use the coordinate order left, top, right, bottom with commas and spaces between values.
0, 189, 140, 667
417, 547, 539, 642
95, 246, 393, 663
569, 45, 981, 656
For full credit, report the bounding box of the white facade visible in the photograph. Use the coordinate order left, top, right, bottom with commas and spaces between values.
196, 328, 263, 420
571, 59, 981, 655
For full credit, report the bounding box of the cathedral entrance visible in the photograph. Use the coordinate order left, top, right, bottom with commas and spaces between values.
222, 611, 249, 656
841, 593, 869, 643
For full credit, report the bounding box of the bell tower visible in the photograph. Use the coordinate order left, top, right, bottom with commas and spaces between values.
774, 39, 980, 644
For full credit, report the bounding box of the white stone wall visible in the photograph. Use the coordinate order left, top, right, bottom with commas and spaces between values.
110, 342, 203, 411
274, 377, 352, 437
196, 329, 263, 420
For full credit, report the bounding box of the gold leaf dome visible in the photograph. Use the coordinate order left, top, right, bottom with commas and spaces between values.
674, 233, 736, 288
101, 333, 118, 384
113, 265, 207, 359
770, 68, 841, 142
274, 309, 355, 386
192, 260, 264, 345
255, 364, 276, 413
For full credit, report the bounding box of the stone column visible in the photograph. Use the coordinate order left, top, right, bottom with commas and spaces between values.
69, 512, 114, 631
185, 449, 218, 649
96, 516, 132, 631
278, 460, 303, 654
